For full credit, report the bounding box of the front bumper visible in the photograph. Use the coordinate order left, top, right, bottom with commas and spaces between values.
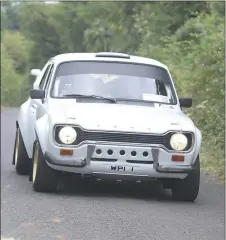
44, 143, 195, 178
45, 144, 96, 168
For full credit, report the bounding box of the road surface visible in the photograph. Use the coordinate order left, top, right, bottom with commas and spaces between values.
1, 108, 225, 240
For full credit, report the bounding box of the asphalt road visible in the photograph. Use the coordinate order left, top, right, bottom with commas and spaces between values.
1, 108, 225, 240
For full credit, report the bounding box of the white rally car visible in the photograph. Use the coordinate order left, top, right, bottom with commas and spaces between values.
13, 52, 201, 201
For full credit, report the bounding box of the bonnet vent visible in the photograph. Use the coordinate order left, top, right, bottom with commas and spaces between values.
95, 52, 130, 59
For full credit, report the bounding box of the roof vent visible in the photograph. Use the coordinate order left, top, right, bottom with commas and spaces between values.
95, 52, 130, 59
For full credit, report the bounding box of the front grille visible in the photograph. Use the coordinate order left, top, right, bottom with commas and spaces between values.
82, 131, 166, 145
54, 125, 193, 151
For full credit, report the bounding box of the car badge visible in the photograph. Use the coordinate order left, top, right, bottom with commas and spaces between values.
67, 116, 76, 120
171, 122, 179, 125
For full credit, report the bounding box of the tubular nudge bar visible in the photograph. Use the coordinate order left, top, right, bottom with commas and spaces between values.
45, 145, 193, 174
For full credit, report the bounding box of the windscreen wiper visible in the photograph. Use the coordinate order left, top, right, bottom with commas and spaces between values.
62, 94, 117, 103
115, 98, 155, 103
115, 98, 169, 105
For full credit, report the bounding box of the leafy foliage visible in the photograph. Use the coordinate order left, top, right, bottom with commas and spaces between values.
1, 43, 22, 105
1, 1, 225, 180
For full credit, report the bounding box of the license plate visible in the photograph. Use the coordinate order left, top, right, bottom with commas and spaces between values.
110, 165, 135, 172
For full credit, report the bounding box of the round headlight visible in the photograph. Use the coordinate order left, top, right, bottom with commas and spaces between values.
58, 126, 77, 144
170, 133, 188, 151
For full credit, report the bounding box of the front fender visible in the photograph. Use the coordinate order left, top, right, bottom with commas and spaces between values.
192, 127, 202, 164
17, 100, 35, 158
35, 114, 50, 154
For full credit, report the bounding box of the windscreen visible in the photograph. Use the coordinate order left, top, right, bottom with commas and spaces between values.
51, 61, 176, 104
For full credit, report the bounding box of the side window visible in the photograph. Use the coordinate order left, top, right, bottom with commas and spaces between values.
39, 65, 51, 89
43, 64, 54, 92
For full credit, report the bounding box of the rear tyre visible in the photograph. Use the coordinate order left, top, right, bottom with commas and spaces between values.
171, 156, 200, 202
13, 127, 30, 175
31, 141, 58, 192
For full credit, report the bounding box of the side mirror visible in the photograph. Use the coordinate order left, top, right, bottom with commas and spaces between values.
30, 89, 45, 99
30, 69, 41, 77
179, 98, 192, 108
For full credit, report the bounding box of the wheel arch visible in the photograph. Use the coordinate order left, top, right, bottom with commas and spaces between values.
192, 127, 202, 164
17, 101, 35, 158
34, 114, 50, 155
15, 120, 31, 161
29, 115, 49, 181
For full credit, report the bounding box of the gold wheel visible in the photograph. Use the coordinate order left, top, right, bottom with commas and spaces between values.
14, 129, 19, 165
32, 144, 38, 184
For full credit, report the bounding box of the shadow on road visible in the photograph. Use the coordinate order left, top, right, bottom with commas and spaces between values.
9, 170, 202, 205
54, 175, 177, 203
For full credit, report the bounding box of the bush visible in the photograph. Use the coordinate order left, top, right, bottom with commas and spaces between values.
137, 12, 224, 180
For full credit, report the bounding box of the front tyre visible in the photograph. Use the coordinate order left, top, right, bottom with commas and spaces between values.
13, 127, 30, 175
31, 141, 58, 192
171, 155, 200, 202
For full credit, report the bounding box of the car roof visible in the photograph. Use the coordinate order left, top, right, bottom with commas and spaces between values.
52, 52, 168, 70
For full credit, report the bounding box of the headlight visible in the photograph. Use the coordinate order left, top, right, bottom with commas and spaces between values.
170, 133, 188, 151
58, 126, 77, 144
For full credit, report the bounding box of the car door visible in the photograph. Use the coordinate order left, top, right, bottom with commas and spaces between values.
27, 64, 53, 152
17, 61, 53, 158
